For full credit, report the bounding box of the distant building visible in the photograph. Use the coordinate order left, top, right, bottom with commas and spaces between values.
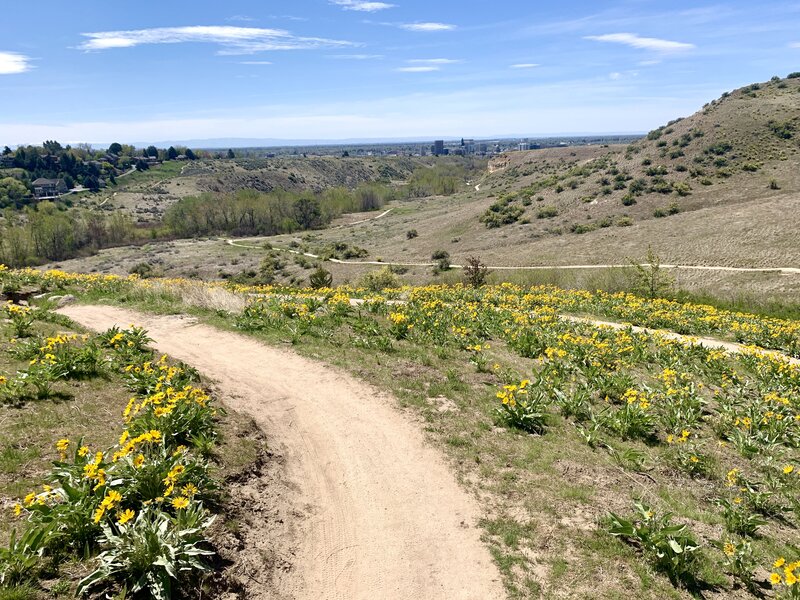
32, 178, 67, 198
433, 140, 444, 156
518, 142, 530, 151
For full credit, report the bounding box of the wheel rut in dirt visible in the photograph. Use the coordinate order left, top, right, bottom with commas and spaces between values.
58, 304, 505, 600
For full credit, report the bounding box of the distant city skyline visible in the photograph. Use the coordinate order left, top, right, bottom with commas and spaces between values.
1, 1, 799, 144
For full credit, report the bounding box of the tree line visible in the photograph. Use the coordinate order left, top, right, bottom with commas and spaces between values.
0, 203, 136, 266
164, 184, 398, 238
0, 140, 206, 207
0, 156, 484, 266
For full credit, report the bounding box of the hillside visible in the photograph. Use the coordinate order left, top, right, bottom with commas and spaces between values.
74, 155, 430, 224
42, 75, 800, 303
482, 75, 800, 234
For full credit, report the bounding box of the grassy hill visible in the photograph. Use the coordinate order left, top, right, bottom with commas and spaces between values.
482, 75, 800, 234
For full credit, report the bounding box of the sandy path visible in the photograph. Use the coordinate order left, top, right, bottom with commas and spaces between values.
224, 238, 800, 274
58, 305, 504, 600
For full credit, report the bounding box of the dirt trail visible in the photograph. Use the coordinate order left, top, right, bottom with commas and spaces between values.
225, 237, 800, 274
58, 305, 504, 600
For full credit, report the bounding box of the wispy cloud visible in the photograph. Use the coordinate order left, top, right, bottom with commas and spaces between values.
409, 58, 459, 64
0, 51, 31, 74
396, 58, 458, 72
239, 60, 273, 65
227, 15, 254, 22
399, 22, 456, 32
78, 26, 355, 55
397, 65, 439, 72
790, 41, 800, 48
331, 0, 395, 11
510, 63, 539, 69
326, 53, 384, 59
585, 33, 694, 53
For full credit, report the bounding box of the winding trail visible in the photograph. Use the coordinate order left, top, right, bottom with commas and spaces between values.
58, 305, 505, 600
225, 238, 800, 275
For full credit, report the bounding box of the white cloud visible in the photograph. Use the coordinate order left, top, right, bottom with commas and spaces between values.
239, 61, 273, 65
331, 0, 395, 11
585, 33, 695, 53
790, 42, 800, 48
79, 26, 355, 55
397, 65, 439, 72
327, 53, 384, 59
609, 72, 622, 80
0, 52, 31, 74
408, 58, 459, 64
510, 63, 539, 69
400, 22, 455, 32
227, 15, 254, 22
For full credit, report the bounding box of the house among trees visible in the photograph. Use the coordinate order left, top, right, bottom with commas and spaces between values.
32, 177, 68, 198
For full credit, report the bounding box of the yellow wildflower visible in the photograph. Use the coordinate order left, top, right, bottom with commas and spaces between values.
117, 509, 135, 525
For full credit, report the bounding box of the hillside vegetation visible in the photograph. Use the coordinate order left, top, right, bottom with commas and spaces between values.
1, 267, 798, 598
29, 74, 800, 307
482, 74, 800, 234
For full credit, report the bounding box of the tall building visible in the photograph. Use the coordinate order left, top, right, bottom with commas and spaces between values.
433, 140, 444, 156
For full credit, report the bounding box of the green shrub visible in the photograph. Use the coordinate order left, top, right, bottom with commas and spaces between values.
570, 223, 597, 235
359, 267, 400, 292
616, 216, 633, 227
495, 379, 550, 434
78, 505, 215, 600
705, 142, 732, 156
309, 267, 333, 289
608, 501, 701, 585
462, 256, 490, 288
536, 206, 558, 219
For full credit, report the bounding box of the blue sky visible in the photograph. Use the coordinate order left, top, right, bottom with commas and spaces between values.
1, 0, 799, 145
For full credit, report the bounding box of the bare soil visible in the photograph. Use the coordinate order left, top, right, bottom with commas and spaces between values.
58, 305, 504, 600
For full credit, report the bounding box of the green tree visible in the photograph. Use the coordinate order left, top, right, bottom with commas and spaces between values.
0, 177, 28, 207
630, 246, 674, 299
167, 146, 178, 160
185, 148, 196, 160
226, 149, 235, 159
431, 249, 451, 271
309, 267, 333, 289
28, 203, 76, 261
463, 256, 490, 287
294, 196, 322, 229
84, 175, 100, 192
108, 142, 123, 155
146, 146, 159, 158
